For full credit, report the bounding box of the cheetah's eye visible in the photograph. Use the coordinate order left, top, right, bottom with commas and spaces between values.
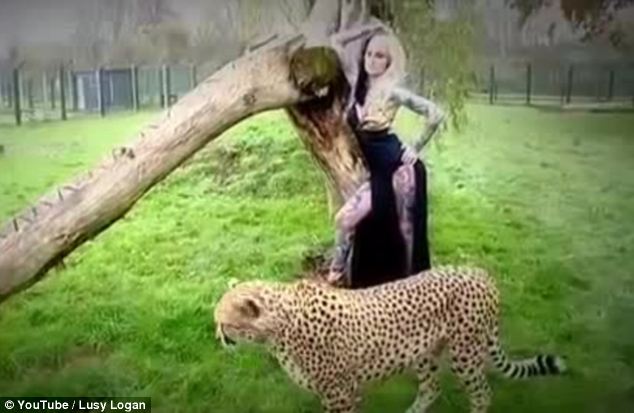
240, 298, 261, 319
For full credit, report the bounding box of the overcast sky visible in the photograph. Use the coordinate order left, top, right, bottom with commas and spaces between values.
0, 0, 76, 56
0, 0, 221, 58
1, 0, 631, 60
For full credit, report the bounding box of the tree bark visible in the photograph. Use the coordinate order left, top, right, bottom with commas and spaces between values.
287, 0, 378, 205
0, 0, 391, 303
286, 79, 367, 206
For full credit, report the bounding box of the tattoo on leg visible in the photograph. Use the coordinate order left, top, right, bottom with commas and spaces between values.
330, 182, 372, 275
393, 165, 417, 273
330, 229, 353, 274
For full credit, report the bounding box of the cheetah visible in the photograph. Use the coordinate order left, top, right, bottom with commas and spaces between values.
214, 266, 566, 413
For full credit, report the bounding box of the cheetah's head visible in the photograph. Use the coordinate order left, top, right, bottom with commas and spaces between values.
214, 280, 285, 348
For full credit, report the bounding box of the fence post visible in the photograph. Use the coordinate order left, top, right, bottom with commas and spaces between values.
71, 71, 78, 111
50, 75, 56, 110
7, 73, 13, 108
526, 62, 532, 105
0, 75, 5, 107
12, 67, 21, 126
131, 65, 139, 111
66, 69, 73, 110
607, 69, 615, 101
1, 76, 5, 107
162, 64, 171, 107
565, 64, 573, 104
27, 78, 34, 110
190, 64, 197, 90
5, 77, 10, 108
6, 76, 12, 108
59, 64, 67, 121
41, 72, 48, 109
4, 76, 9, 108
559, 67, 565, 105
157, 66, 163, 108
97, 67, 106, 117
489, 64, 495, 104
19, 74, 26, 110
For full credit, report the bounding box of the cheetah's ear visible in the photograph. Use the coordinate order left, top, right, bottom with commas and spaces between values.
239, 298, 261, 319
227, 278, 240, 289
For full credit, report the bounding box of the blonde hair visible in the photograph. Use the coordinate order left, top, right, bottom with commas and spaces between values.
367, 32, 406, 88
357, 31, 408, 131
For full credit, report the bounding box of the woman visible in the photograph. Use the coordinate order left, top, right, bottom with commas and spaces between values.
327, 29, 445, 289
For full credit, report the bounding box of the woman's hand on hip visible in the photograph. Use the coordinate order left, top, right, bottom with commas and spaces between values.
401, 145, 419, 165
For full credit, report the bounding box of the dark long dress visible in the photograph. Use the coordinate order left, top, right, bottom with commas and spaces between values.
347, 109, 431, 289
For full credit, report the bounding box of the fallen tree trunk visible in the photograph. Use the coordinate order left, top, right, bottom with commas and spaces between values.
0, 45, 306, 301
0, 0, 395, 303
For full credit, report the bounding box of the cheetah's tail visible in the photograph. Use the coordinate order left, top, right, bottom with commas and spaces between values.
488, 335, 567, 379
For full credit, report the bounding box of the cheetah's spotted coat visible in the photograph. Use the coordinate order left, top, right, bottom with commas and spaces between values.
214, 266, 565, 412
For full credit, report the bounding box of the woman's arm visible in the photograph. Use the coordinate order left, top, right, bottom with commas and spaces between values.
392, 87, 445, 152
329, 22, 383, 92
330, 21, 384, 48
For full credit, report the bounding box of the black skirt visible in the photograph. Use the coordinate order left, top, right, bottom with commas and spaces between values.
349, 129, 431, 289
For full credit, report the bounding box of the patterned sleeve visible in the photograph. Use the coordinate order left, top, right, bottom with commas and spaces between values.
391, 86, 445, 151
391, 86, 441, 118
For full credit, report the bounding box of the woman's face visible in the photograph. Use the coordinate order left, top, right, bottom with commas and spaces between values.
364, 36, 391, 77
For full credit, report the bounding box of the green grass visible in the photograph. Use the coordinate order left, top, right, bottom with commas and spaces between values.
1, 105, 633, 412
0, 111, 159, 219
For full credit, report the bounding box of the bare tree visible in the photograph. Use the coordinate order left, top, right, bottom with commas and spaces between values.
7, 44, 22, 68
71, 0, 111, 66
508, 0, 634, 47
135, 0, 176, 26
222, 0, 312, 52
137, 21, 190, 64
190, 18, 241, 67
71, 0, 178, 66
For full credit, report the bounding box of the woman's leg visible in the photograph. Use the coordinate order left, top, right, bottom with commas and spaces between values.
392, 164, 417, 275
328, 181, 372, 283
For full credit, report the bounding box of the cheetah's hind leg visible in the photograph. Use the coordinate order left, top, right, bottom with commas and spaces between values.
449, 334, 492, 413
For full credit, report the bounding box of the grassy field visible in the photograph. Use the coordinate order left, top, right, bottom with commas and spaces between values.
0, 104, 633, 412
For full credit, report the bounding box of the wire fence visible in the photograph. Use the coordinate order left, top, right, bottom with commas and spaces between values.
471, 59, 634, 108
2, 59, 633, 126
0, 64, 199, 126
